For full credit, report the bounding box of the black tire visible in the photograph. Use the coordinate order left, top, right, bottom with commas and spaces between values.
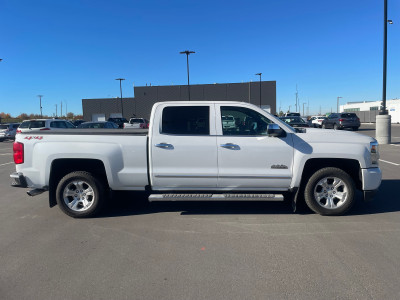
322, 123, 326, 129
304, 167, 355, 216
353, 127, 359, 131
56, 171, 106, 218
333, 123, 339, 130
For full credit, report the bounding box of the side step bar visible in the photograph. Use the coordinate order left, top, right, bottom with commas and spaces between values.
149, 193, 284, 202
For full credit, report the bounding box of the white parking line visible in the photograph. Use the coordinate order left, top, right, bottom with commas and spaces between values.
379, 159, 400, 166
0, 153, 12, 155
0, 162, 13, 166
391, 144, 400, 147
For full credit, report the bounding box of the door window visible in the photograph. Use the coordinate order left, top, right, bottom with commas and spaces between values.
220, 106, 272, 135
161, 106, 210, 135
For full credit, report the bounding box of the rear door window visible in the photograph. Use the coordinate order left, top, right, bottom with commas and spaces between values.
162, 106, 210, 135
0, 125, 7, 129
21, 121, 46, 128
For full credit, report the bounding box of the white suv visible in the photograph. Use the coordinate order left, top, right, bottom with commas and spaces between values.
309, 116, 327, 128
17, 119, 75, 133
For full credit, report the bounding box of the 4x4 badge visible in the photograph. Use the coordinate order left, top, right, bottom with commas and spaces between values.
271, 164, 288, 169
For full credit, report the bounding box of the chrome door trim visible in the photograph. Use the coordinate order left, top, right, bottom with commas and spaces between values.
155, 175, 291, 179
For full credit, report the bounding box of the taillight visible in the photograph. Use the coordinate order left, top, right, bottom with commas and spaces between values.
13, 142, 24, 164
147, 123, 150, 128
40, 128, 50, 130
16, 129, 21, 134
339, 118, 344, 122
357, 118, 360, 121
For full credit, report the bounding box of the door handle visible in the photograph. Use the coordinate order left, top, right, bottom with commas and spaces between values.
220, 143, 240, 150
155, 143, 174, 149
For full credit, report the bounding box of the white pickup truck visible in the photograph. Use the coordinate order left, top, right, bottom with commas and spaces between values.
10, 101, 382, 218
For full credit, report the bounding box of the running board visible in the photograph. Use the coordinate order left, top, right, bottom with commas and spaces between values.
148, 193, 284, 202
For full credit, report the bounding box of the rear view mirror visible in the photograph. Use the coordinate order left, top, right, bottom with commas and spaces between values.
267, 124, 285, 137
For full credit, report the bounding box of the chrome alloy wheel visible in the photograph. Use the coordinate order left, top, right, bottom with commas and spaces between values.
63, 180, 95, 212
313, 177, 348, 209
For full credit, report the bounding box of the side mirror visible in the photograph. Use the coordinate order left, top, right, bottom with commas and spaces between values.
267, 124, 285, 137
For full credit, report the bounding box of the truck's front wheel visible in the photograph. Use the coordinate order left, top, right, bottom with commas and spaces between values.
304, 167, 355, 215
56, 171, 106, 218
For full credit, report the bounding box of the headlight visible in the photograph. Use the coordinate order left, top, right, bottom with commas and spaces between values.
370, 141, 379, 165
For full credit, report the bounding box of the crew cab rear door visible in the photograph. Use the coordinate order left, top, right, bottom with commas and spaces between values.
149, 103, 218, 190
215, 104, 294, 190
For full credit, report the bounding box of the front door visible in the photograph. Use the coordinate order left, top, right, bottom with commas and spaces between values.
216, 105, 294, 190
150, 104, 218, 190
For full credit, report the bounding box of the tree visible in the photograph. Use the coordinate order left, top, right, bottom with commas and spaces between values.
0, 112, 11, 119
66, 112, 74, 119
17, 113, 29, 120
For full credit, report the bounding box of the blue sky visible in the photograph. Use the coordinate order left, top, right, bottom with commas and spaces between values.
0, 0, 399, 116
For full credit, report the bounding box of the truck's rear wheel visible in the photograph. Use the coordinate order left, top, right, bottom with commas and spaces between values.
304, 167, 355, 215
56, 171, 106, 218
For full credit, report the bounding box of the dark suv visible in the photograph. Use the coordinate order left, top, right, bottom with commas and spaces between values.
322, 113, 360, 131
107, 117, 127, 128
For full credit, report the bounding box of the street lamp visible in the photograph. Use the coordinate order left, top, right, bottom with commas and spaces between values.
255, 73, 262, 108
115, 78, 125, 117
376, 0, 393, 144
337, 96, 342, 113
180, 50, 195, 101
303, 103, 306, 116
37, 95, 43, 118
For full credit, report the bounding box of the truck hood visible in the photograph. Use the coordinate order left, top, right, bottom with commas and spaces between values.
296, 128, 376, 145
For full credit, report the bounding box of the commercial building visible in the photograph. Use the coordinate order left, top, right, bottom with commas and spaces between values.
82, 81, 276, 121
340, 99, 400, 123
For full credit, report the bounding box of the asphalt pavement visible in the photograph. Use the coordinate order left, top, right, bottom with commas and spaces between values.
0, 125, 400, 300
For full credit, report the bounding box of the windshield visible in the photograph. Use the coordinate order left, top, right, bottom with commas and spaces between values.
0, 125, 8, 129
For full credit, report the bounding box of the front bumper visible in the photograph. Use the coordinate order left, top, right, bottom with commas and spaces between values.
10, 172, 28, 188
361, 167, 382, 202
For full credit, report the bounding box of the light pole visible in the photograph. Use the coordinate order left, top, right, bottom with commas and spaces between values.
255, 73, 262, 108
303, 103, 306, 116
115, 78, 125, 117
337, 96, 342, 113
132, 83, 137, 117
376, 0, 393, 144
180, 50, 195, 101
37, 95, 43, 118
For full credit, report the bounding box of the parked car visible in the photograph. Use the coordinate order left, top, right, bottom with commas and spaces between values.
17, 119, 75, 133
72, 119, 85, 127
0, 123, 21, 141
280, 116, 309, 128
108, 117, 128, 128
11, 101, 381, 218
309, 116, 327, 128
221, 115, 236, 129
322, 113, 360, 130
78, 121, 119, 129
123, 118, 149, 129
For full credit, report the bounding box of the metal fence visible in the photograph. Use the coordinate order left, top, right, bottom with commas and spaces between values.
353, 111, 379, 123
